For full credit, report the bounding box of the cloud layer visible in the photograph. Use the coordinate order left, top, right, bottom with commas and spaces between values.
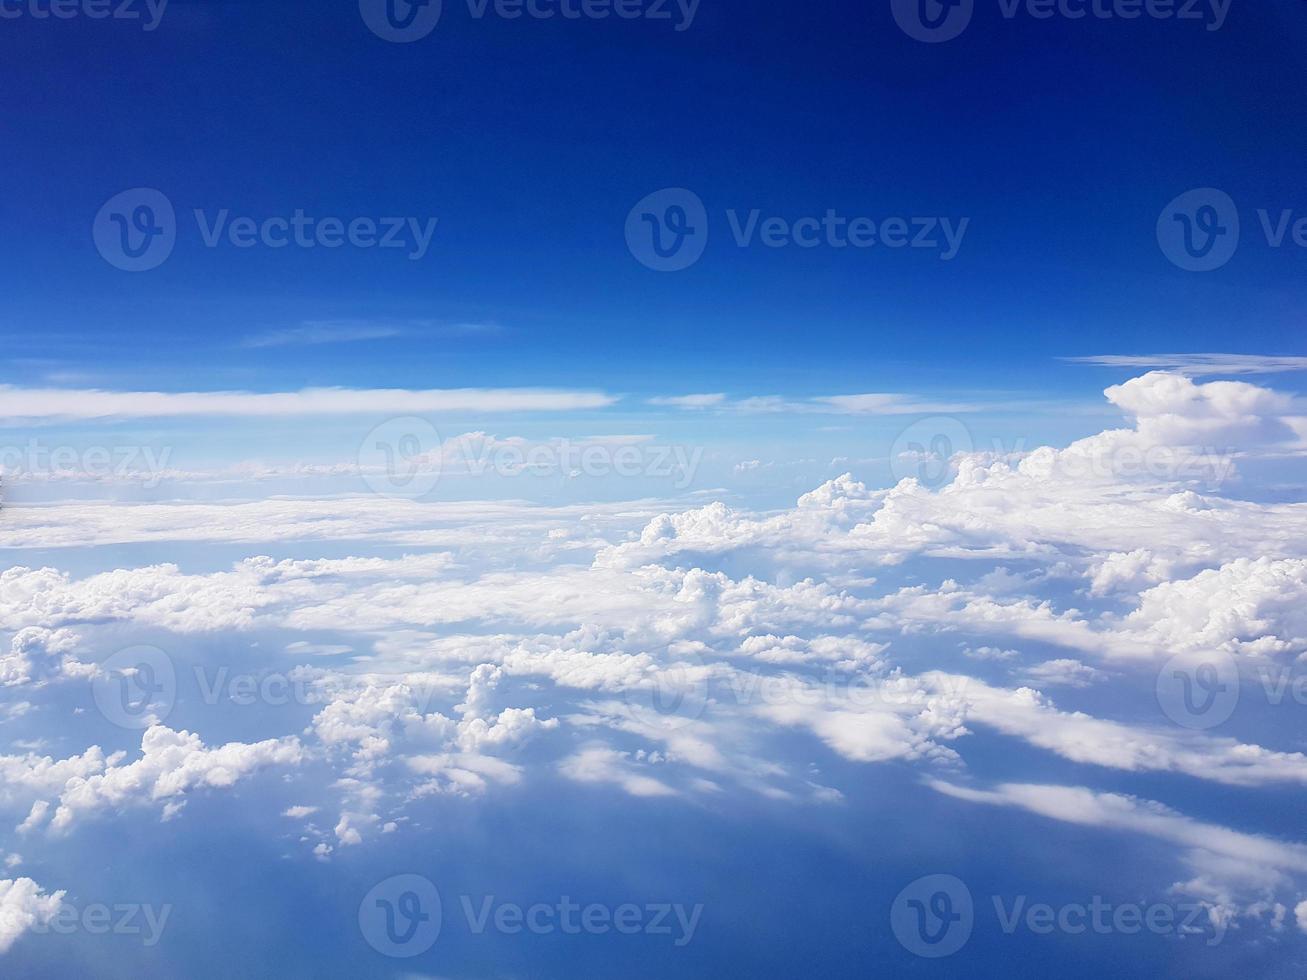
4, 371, 1307, 956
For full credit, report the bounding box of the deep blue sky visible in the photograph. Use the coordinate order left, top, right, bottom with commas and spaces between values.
2, 0, 1304, 400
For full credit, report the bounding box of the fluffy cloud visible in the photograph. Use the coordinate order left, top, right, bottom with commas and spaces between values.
0, 628, 80, 687
0, 878, 63, 954
5, 727, 302, 835
6, 370, 1307, 941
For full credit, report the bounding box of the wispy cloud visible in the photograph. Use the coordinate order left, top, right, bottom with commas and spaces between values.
647, 394, 727, 409
652, 392, 986, 415
1066, 353, 1307, 376
241, 322, 405, 349
0, 386, 616, 419
240, 319, 503, 349
810, 394, 984, 415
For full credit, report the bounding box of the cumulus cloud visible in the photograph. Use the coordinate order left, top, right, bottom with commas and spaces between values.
0, 878, 63, 954
7, 370, 1307, 937
0, 627, 80, 687
3, 727, 302, 834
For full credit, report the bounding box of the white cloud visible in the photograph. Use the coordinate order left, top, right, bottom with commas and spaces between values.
6, 369, 1307, 938
649, 392, 1052, 415
715, 394, 989, 415
559, 745, 677, 797
648, 394, 727, 408
240, 321, 406, 349
1, 726, 302, 835
0, 385, 616, 420
927, 779, 1307, 872
1122, 557, 1307, 659
0, 627, 80, 687
1066, 354, 1307, 376
0, 877, 63, 954
928, 778, 1307, 918
1018, 659, 1107, 688
922, 674, 1307, 787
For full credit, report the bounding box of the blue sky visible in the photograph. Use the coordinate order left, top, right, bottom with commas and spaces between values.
3, 0, 1304, 400
4, 2, 1307, 979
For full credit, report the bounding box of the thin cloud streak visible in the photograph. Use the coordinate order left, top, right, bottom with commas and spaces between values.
1066, 354, 1307, 376
0, 386, 617, 419
240, 319, 504, 349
